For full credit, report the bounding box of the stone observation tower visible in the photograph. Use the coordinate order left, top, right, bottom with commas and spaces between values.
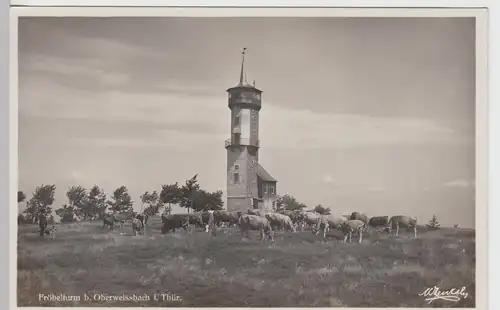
225, 48, 278, 213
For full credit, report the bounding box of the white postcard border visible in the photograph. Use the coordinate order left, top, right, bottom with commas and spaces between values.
9, 5, 491, 310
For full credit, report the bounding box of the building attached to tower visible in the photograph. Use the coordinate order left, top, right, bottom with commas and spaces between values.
225, 49, 277, 213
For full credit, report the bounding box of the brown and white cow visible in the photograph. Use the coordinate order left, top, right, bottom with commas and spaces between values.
113, 211, 136, 230
367, 216, 391, 232
312, 214, 347, 239
388, 215, 418, 238
161, 213, 192, 234
341, 220, 365, 243
265, 213, 296, 232
301, 211, 323, 231
238, 214, 275, 244
213, 210, 241, 227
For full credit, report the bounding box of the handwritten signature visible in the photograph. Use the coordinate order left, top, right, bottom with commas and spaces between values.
418, 286, 469, 303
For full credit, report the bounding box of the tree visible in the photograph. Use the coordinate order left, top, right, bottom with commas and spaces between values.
18, 191, 26, 203
55, 204, 75, 223
191, 189, 224, 212
160, 182, 182, 215
87, 185, 107, 219
276, 194, 307, 212
140, 190, 163, 216
66, 186, 88, 218
205, 190, 224, 211
179, 175, 201, 213
107, 186, 133, 213
23, 184, 56, 223
314, 204, 331, 215
426, 214, 441, 229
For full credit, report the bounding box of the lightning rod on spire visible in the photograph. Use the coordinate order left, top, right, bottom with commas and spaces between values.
239, 47, 248, 85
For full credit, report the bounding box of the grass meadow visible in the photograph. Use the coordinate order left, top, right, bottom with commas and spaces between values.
17, 216, 475, 307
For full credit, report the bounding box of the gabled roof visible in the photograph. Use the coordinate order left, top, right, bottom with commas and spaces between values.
257, 164, 277, 182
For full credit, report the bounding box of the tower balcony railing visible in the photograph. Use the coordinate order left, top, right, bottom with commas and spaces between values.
225, 138, 260, 148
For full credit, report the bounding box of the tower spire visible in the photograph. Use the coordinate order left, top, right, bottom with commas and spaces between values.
239, 47, 248, 85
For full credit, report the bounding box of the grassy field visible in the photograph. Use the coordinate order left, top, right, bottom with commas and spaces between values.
17, 216, 475, 307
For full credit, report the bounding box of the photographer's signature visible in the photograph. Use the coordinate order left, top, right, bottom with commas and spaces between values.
418, 286, 469, 303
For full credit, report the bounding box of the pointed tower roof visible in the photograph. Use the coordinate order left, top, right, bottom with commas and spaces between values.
228, 48, 262, 92
238, 48, 250, 86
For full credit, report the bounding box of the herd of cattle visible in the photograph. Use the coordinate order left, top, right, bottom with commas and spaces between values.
35, 208, 418, 244
94, 209, 418, 244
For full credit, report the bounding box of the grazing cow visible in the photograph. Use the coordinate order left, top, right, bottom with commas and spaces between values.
131, 218, 144, 236
265, 213, 296, 232
454, 224, 459, 228
102, 213, 117, 230
341, 220, 365, 243
114, 211, 137, 229
312, 214, 347, 239
388, 215, 418, 238
39, 214, 48, 237
238, 214, 275, 244
161, 213, 191, 234
367, 216, 390, 232
213, 210, 241, 227
301, 212, 323, 231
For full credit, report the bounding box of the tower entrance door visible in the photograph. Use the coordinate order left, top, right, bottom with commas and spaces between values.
252, 198, 259, 209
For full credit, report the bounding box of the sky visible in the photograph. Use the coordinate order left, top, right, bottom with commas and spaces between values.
18, 17, 476, 228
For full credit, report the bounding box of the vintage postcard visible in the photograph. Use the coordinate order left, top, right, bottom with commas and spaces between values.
11, 6, 488, 309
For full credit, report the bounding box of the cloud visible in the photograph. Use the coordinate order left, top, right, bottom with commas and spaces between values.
68, 130, 227, 150
260, 103, 471, 150
443, 179, 474, 188
19, 72, 472, 154
22, 55, 131, 87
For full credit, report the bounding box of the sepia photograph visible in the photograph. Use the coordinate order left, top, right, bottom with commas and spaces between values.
13, 7, 487, 308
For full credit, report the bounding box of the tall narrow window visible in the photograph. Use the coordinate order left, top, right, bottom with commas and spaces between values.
270, 185, 275, 194
263, 184, 268, 194
235, 116, 240, 126
234, 173, 240, 183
